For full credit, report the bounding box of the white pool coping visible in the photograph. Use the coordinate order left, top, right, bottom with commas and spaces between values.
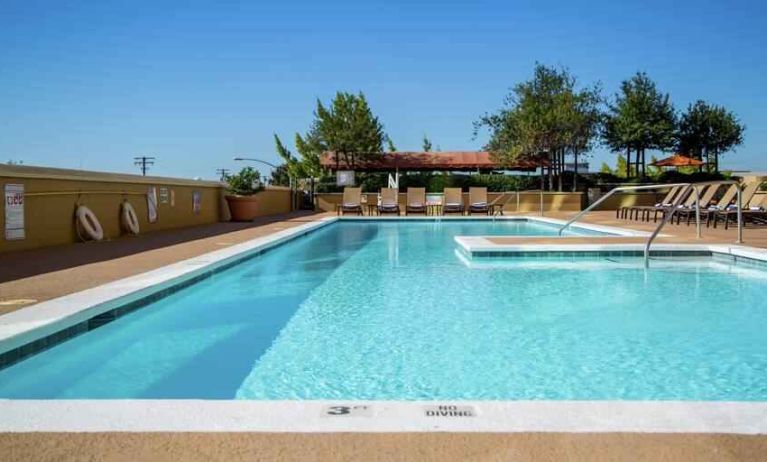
1, 400, 766, 433
1, 215, 766, 434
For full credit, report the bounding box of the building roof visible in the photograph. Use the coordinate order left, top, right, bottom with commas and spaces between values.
320, 151, 544, 172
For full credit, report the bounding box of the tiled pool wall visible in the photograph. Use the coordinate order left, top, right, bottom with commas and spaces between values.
712, 252, 767, 270
468, 250, 713, 259
467, 248, 767, 268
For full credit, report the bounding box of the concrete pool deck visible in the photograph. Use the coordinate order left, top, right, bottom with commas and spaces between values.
1, 210, 766, 460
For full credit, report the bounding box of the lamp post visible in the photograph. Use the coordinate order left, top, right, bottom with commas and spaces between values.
233, 156, 294, 211
233, 156, 279, 170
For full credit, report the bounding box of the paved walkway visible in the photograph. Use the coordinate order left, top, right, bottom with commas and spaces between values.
2, 432, 765, 461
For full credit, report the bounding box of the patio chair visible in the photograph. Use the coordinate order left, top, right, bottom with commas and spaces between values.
489, 193, 511, 216
338, 187, 363, 215
442, 188, 464, 215
467, 187, 490, 215
405, 187, 427, 215
378, 188, 400, 215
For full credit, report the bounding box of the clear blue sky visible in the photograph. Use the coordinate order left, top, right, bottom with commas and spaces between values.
1, 0, 764, 179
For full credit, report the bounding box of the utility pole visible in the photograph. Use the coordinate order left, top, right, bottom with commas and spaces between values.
133, 156, 155, 176
216, 168, 230, 181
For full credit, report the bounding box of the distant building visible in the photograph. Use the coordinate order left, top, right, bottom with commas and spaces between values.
564, 162, 590, 173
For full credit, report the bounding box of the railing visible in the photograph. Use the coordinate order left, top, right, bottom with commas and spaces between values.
558, 181, 743, 268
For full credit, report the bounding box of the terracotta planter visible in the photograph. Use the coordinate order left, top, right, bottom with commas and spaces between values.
225, 195, 260, 221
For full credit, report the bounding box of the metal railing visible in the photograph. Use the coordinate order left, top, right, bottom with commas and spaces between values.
558, 181, 743, 268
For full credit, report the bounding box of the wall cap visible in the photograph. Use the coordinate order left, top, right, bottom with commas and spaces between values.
0, 164, 225, 188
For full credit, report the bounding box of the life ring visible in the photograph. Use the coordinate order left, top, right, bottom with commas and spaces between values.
76, 205, 104, 241
121, 201, 140, 235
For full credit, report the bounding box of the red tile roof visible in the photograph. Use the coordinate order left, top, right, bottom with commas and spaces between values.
320, 151, 545, 171
651, 154, 704, 167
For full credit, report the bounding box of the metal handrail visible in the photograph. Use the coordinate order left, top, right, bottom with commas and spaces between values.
558, 182, 690, 235
557, 180, 744, 268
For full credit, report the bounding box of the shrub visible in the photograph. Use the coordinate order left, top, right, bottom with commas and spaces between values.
225, 167, 264, 196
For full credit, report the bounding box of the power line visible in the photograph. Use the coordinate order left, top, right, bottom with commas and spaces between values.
216, 168, 230, 181
133, 156, 155, 176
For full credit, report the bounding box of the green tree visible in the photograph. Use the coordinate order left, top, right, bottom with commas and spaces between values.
422, 135, 433, 152
677, 100, 744, 172
314, 91, 386, 168
475, 63, 601, 191
269, 163, 291, 186
274, 91, 388, 204
615, 154, 628, 178
386, 136, 397, 152
647, 155, 662, 179
602, 72, 676, 178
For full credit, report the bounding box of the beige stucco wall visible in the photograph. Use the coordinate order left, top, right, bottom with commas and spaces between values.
590, 192, 660, 211
0, 167, 296, 254
0, 165, 226, 253
248, 187, 292, 217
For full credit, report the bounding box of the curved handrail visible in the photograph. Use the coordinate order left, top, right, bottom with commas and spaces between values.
558, 183, 689, 236
642, 180, 742, 267
557, 180, 744, 268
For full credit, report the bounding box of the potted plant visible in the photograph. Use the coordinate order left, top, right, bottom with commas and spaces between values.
225, 167, 265, 221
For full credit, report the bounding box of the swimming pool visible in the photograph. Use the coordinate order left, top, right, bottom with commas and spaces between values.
0, 219, 765, 401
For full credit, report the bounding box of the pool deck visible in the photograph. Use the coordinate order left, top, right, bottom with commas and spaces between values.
1, 210, 766, 460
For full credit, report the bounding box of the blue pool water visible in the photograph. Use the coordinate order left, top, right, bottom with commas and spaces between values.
0, 220, 765, 400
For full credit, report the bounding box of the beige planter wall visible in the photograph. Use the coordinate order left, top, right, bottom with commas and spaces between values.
315, 191, 585, 213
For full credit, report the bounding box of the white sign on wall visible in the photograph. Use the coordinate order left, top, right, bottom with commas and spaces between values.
147, 187, 158, 223
336, 170, 355, 186
4, 183, 25, 240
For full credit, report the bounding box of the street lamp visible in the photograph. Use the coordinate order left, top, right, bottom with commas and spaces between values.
233, 156, 295, 210
233, 157, 278, 169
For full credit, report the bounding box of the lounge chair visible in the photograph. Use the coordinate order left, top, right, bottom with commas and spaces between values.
632, 186, 692, 222
467, 187, 490, 215
378, 188, 400, 215
673, 185, 719, 225
741, 194, 767, 226
405, 187, 427, 215
442, 188, 464, 215
621, 186, 680, 220
711, 182, 761, 229
338, 187, 363, 215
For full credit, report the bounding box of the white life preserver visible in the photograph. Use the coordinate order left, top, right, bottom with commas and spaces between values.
76, 205, 104, 241
121, 201, 140, 235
